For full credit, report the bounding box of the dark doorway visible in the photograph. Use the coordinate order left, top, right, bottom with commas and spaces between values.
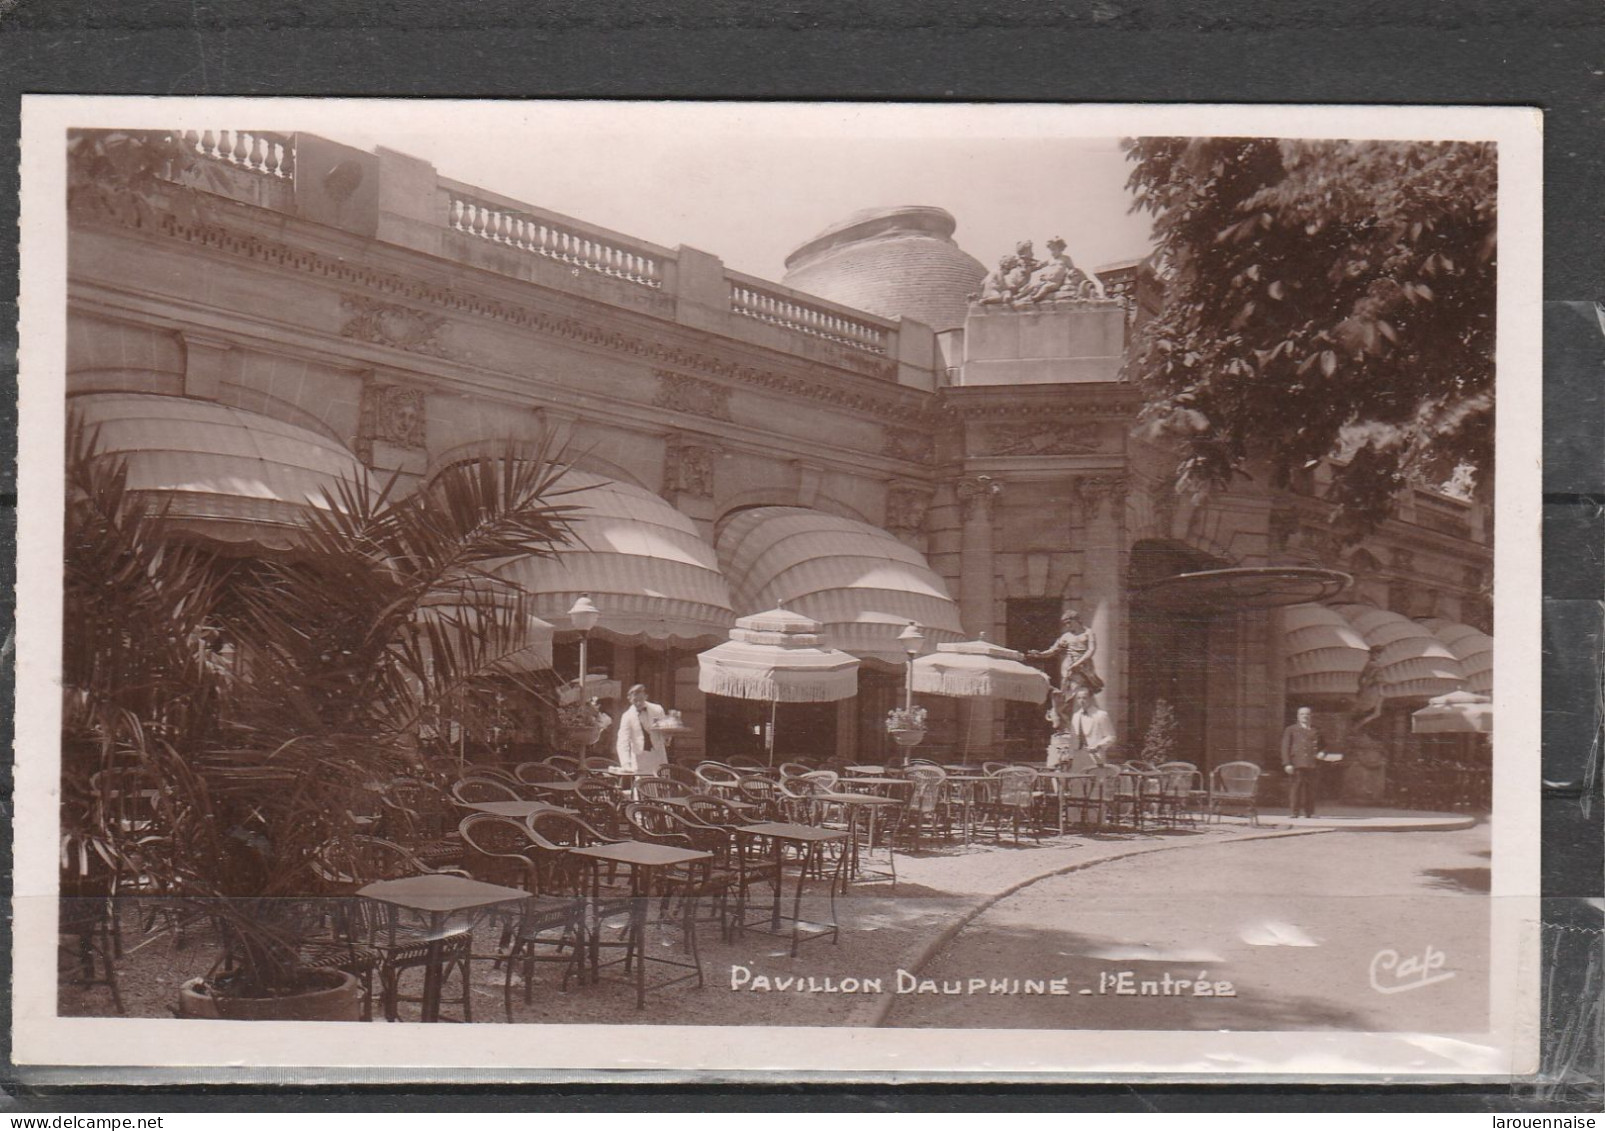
705, 694, 839, 765
1004, 597, 1062, 759
1128, 541, 1229, 769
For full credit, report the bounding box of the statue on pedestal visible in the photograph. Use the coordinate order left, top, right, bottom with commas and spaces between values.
1016, 236, 1105, 304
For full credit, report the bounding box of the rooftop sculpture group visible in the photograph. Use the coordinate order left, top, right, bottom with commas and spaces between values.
975, 238, 1107, 307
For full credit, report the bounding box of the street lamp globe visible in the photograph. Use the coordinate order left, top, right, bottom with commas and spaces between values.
898, 620, 925, 658
568, 593, 601, 634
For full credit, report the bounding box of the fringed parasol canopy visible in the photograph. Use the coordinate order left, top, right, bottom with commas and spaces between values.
910, 637, 1051, 704
696, 606, 860, 703
1411, 690, 1493, 734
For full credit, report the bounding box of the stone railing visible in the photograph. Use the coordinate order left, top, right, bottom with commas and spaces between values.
444, 188, 664, 289
179, 129, 296, 179
727, 275, 891, 355
1412, 489, 1475, 539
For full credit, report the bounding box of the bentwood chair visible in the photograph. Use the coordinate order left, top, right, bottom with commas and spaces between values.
1210, 762, 1263, 826
457, 814, 585, 1017
983, 766, 1041, 845
901, 765, 952, 851
694, 762, 744, 797
313, 836, 476, 1023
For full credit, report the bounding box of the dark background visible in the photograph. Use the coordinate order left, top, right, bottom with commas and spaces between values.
2, 0, 1600, 1112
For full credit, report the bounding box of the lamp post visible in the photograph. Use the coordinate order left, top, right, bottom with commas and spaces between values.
889, 621, 927, 759
898, 621, 924, 715
567, 593, 601, 694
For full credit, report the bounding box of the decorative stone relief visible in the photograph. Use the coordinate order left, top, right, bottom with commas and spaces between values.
980, 422, 1102, 457
652, 370, 733, 422
1075, 475, 1127, 519
357, 382, 428, 459
882, 425, 936, 465
956, 475, 1002, 522
340, 296, 449, 357
1390, 547, 1416, 572
885, 484, 933, 535
663, 440, 716, 499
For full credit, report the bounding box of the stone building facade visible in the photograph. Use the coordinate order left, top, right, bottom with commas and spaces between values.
66, 129, 1493, 792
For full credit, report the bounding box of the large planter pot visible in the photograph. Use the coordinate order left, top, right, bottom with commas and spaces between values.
178, 969, 361, 1022
888, 727, 926, 748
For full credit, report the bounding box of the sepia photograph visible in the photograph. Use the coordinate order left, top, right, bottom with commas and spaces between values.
12, 98, 1541, 1080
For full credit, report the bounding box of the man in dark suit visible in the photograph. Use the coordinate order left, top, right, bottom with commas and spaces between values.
1281, 705, 1323, 818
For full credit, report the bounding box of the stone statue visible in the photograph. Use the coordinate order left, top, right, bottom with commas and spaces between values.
1016, 236, 1105, 305
977, 254, 1021, 304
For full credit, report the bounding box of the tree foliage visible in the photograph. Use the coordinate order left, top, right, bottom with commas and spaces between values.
1124, 137, 1496, 532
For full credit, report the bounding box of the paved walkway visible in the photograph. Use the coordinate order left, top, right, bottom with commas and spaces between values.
1250, 806, 1481, 832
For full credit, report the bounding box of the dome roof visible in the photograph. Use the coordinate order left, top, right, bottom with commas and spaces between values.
781, 205, 986, 333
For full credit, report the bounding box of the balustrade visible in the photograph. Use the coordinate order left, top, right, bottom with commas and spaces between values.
728, 281, 889, 355
445, 193, 662, 289
180, 129, 295, 179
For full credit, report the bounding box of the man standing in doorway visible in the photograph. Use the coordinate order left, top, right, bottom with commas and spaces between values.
1281, 705, 1323, 818
616, 683, 671, 776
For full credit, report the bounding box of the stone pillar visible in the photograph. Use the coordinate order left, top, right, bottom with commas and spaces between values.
1075, 475, 1128, 733
956, 474, 1003, 748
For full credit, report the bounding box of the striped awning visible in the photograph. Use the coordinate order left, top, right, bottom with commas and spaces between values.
716, 506, 965, 665
697, 606, 860, 703
1282, 603, 1372, 696
1334, 603, 1467, 700
911, 638, 1051, 704
495, 470, 733, 646
72, 392, 375, 551
1420, 618, 1493, 696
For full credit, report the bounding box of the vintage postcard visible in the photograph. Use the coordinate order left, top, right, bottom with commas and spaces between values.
13, 97, 1542, 1081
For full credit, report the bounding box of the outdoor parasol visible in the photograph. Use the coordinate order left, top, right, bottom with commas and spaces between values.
1411, 689, 1493, 734
910, 636, 1051, 755
696, 606, 859, 763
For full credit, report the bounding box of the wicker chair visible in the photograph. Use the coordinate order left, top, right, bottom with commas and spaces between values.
636, 776, 695, 802
658, 763, 702, 790
694, 762, 744, 797
735, 776, 783, 820
621, 802, 737, 944
450, 776, 522, 807
544, 755, 584, 776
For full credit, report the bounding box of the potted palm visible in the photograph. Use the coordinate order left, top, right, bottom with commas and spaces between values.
63, 416, 580, 1019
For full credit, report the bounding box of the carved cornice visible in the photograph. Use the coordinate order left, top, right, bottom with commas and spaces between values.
85, 207, 938, 426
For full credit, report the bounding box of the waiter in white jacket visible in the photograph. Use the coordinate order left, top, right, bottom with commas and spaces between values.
1064, 689, 1116, 773
615, 683, 671, 775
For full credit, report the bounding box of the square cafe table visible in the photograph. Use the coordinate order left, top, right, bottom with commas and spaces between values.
733, 822, 849, 956
356, 874, 530, 1022
820, 792, 903, 886
568, 839, 713, 1009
